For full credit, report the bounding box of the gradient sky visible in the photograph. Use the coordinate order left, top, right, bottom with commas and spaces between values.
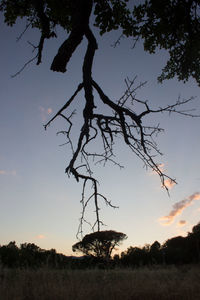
0, 14, 200, 256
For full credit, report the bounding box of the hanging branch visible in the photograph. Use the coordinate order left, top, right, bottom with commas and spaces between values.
6, 0, 199, 238
44, 23, 199, 235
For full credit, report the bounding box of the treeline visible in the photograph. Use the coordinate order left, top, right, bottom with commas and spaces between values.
120, 223, 200, 267
1, 223, 200, 269
0, 242, 75, 269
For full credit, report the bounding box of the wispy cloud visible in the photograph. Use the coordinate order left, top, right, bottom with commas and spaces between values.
0, 169, 17, 176
39, 106, 52, 122
47, 108, 52, 114
163, 179, 176, 190
159, 192, 200, 226
36, 234, 45, 239
0, 170, 6, 175
177, 220, 187, 227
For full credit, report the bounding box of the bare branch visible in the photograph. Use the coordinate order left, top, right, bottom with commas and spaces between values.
45, 23, 199, 237
16, 22, 31, 42
44, 83, 83, 129
11, 55, 38, 78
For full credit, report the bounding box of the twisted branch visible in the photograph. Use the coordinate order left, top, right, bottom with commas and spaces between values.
45, 31, 199, 235
13, 0, 198, 238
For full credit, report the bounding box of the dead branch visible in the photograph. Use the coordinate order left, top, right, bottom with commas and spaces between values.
11, 55, 38, 78
45, 32, 199, 235
12, 0, 199, 238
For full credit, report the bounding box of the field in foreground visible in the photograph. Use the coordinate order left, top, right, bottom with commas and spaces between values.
0, 265, 200, 300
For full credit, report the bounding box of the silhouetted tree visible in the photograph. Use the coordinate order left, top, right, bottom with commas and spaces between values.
187, 222, 200, 262
192, 222, 200, 234
0, 241, 79, 269
149, 241, 162, 264
113, 253, 120, 267
1, 1, 199, 233
19, 243, 48, 268
0, 241, 19, 268
121, 246, 146, 267
162, 236, 190, 264
2, 223, 200, 268
72, 230, 127, 260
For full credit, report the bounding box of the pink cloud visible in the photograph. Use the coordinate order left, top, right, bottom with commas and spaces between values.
177, 220, 187, 227
0, 170, 6, 175
164, 179, 176, 190
0, 170, 17, 176
159, 192, 200, 226
47, 108, 52, 114
39, 106, 52, 121
36, 234, 45, 239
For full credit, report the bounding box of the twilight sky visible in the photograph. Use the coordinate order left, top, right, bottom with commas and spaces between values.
0, 15, 200, 255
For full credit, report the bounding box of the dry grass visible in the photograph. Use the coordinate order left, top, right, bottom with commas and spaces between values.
0, 265, 200, 300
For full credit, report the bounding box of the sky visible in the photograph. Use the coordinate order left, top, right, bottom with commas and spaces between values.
0, 12, 200, 256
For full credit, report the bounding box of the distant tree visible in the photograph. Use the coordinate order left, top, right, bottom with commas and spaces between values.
121, 246, 146, 267
162, 236, 189, 264
192, 222, 200, 234
150, 241, 161, 252
45, 249, 58, 268
187, 222, 200, 262
0, 241, 19, 268
72, 230, 127, 260
1, 0, 199, 234
0, 241, 77, 269
19, 243, 44, 268
113, 253, 120, 265
149, 241, 162, 264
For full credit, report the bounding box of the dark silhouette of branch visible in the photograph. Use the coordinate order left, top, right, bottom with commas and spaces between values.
51, 0, 93, 72
44, 83, 83, 129
33, 0, 56, 65
5, 0, 199, 238
45, 46, 199, 236
11, 55, 38, 78
16, 22, 31, 42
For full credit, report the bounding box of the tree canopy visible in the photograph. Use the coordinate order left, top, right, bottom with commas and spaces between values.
72, 230, 127, 259
133, 0, 200, 84
1, 0, 199, 83
1, 0, 199, 235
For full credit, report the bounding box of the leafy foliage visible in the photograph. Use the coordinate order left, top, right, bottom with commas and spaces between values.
93, 0, 134, 35
1, 0, 199, 83
133, 0, 200, 84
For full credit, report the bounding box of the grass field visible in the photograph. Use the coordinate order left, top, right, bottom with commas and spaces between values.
0, 265, 200, 300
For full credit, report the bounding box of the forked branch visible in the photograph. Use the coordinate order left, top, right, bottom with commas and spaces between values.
45, 23, 199, 237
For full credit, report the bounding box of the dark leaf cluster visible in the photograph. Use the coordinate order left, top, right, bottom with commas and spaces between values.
1, 0, 200, 83
133, 0, 200, 84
